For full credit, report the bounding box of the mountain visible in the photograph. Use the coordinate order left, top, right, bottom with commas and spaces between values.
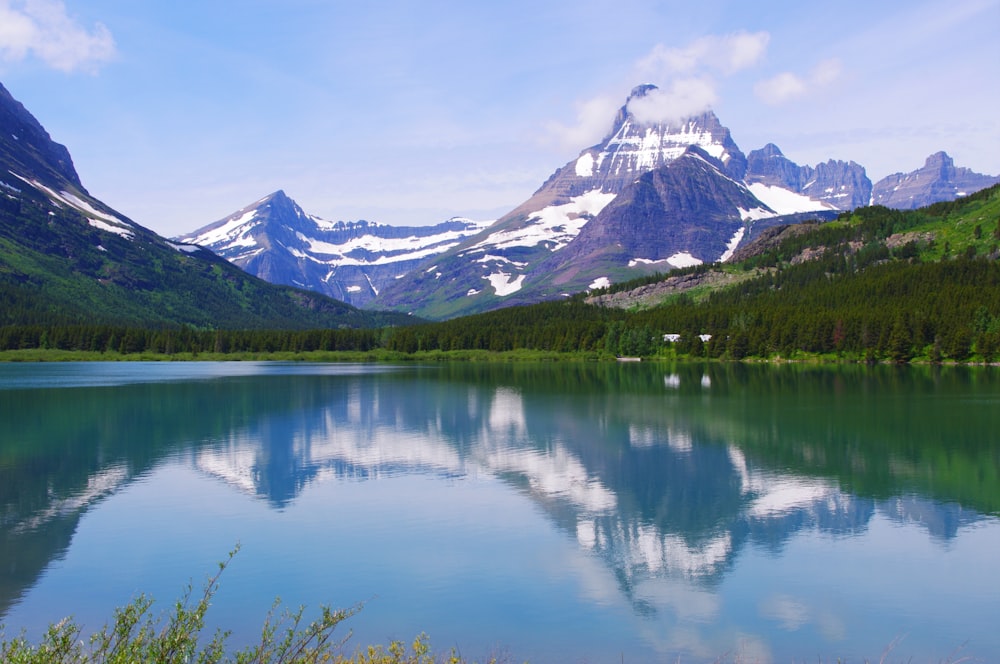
503, 147, 778, 302
0, 81, 406, 329
871, 151, 1000, 209
371, 86, 837, 319
176, 190, 490, 308
745, 143, 872, 210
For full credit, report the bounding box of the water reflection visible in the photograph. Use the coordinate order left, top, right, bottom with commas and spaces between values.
1, 362, 998, 658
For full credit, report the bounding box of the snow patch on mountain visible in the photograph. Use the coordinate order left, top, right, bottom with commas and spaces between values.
470, 189, 616, 253
87, 218, 134, 239
628, 252, 704, 269
12, 172, 135, 238
588, 277, 611, 290
601, 119, 727, 175
719, 226, 746, 262
667, 252, 703, 268
486, 272, 525, 296
746, 183, 838, 214
194, 209, 259, 247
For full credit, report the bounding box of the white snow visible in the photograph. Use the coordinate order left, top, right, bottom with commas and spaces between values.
466, 288, 481, 296
191, 209, 259, 246
59, 190, 129, 226
88, 218, 134, 239
718, 226, 746, 262
476, 254, 527, 268
167, 242, 201, 253
598, 119, 728, 176
588, 277, 611, 290
668, 252, 703, 268
575, 153, 595, 177
629, 252, 703, 269
302, 224, 490, 265
747, 183, 837, 214
737, 206, 775, 221
472, 189, 616, 253
346, 286, 362, 293
11, 173, 136, 238
485, 272, 525, 296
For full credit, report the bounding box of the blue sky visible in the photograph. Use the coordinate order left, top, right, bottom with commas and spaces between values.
1, 0, 998, 236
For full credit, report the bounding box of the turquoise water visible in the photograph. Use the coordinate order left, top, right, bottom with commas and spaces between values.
1, 362, 998, 662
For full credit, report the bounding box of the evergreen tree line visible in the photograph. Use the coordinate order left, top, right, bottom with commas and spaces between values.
3, 254, 999, 362
4, 184, 1000, 362
0, 324, 383, 355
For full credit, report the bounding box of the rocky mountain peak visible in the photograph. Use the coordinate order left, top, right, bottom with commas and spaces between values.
871, 152, 999, 209
923, 151, 954, 175
746, 143, 872, 210
756, 143, 785, 159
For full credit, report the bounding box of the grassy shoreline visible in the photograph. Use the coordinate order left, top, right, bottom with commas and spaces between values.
2, 347, 999, 366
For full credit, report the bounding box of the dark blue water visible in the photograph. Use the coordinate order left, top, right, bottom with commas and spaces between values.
1, 362, 998, 662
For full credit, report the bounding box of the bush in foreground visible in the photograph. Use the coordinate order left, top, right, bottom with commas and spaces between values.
0, 547, 497, 664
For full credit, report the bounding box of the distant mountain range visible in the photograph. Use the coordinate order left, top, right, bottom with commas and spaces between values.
4, 76, 998, 329
177, 190, 490, 308
871, 151, 1000, 209
0, 82, 408, 329
182, 84, 998, 320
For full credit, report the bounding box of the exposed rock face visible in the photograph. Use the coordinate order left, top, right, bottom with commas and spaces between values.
0, 82, 84, 192
871, 152, 1000, 209
177, 191, 490, 307
511, 147, 771, 301
746, 143, 871, 210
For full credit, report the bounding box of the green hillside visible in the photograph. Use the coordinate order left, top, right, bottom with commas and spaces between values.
1, 80, 413, 331
0, 181, 412, 330
381, 184, 1000, 362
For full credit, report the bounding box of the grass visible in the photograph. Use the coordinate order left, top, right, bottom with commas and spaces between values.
0, 348, 611, 363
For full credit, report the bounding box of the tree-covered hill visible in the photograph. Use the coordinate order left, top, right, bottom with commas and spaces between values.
379, 184, 1000, 362
1, 81, 411, 330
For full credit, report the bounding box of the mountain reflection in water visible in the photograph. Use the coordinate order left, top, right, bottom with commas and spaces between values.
1, 362, 998, 661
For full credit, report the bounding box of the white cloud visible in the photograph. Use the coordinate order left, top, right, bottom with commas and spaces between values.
0, 0, 116, 73
635, 31, 770, 79
755, 58, 843, 105
545, 32, 771, 148
625, 31, 768, 125
544, 94, 622, 151
627, 77, 717, 125
754, 72, 808, 105
811, 58, 843, 85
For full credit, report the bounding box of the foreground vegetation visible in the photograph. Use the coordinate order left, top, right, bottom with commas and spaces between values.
1, 548, 976, 663
3, 186, 999, 365
0, 549, 504, 664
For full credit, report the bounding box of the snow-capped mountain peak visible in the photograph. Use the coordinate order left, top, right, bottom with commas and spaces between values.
177, 191, 491, 307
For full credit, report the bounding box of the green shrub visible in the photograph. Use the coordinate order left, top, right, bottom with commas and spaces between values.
0, 547, 501, 664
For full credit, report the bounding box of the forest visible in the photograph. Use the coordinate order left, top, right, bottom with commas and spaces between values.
3, 185, 999, 364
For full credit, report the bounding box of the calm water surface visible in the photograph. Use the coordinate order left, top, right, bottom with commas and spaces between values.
1, 362, 998, 662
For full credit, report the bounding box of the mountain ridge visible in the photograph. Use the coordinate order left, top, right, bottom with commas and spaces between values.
177, 190, 491, 307
871, 151, 1000, 209
0, 82, 408, 329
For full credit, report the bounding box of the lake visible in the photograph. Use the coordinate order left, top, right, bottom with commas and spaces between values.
1, 361, 998, 662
